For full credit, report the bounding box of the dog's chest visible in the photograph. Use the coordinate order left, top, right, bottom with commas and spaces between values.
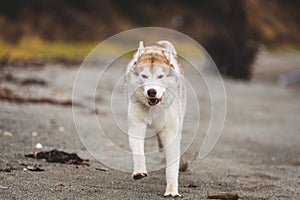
148, 105, 177, 130
148, 106, 164, 122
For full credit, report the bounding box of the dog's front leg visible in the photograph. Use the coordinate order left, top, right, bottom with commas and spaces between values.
128, 124, 148, 180
161, 130, 181, 197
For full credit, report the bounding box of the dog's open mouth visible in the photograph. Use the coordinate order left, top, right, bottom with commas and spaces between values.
147, 98, 162, 106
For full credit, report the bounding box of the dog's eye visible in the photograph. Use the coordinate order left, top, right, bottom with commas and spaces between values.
157, 75, 164, 79
141, 74, 148, 79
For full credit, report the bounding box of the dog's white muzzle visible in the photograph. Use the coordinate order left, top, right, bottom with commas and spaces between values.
144, 84, 165, 106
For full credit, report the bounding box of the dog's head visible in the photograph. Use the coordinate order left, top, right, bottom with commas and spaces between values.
127, 41, 181, 107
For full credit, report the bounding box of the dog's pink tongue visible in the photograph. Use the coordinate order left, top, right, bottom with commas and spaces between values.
148, 98, 162, 106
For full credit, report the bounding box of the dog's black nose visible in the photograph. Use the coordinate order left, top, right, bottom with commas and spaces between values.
147, 89, 157, 97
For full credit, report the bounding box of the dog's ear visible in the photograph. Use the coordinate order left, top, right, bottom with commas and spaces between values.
157, 41, 180, 74
138, 41, 144, 53
157, 40, 177, 55
129, 41, 144, 67
136, 41, 144, 60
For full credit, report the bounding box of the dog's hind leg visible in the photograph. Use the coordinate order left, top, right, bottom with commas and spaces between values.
128, 124, 148, 180
157, 134, 164, 152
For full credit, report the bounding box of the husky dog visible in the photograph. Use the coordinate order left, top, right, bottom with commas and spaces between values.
126, 41, 186, 197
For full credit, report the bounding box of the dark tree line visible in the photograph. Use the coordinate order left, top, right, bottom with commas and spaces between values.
0, 0, 299, 79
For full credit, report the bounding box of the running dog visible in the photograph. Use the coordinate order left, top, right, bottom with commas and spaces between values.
126, 41, 186, 197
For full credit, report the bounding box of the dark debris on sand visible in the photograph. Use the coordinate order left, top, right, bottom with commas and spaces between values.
25, 149, 89, 166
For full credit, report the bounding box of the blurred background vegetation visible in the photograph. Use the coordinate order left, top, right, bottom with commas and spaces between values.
0, 0, 299, 79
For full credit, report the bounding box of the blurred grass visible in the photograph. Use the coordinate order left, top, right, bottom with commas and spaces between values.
0, 37, 206, 64
267, 44, 300, 54
0, 37, 97, 63
1, 36, 298, 66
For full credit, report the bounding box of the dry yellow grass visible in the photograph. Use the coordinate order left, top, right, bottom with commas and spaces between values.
0, 37, 206, 63
0, 37, 96, 62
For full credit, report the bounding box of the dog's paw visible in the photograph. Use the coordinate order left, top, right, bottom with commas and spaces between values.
132, 172, 148, 180
164, 183, 181, 197
163, 192, 181, 197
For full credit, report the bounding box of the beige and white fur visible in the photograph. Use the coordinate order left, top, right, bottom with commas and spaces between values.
126, 40, 186, 197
